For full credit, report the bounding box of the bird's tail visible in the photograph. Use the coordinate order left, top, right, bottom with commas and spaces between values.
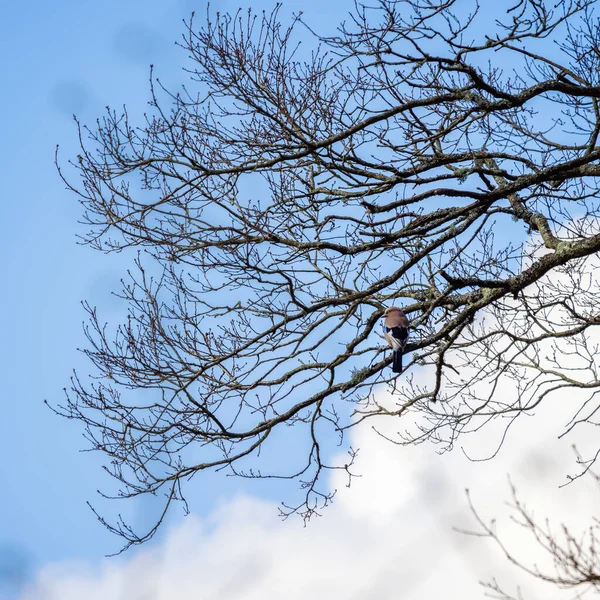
392, 350, 403, 373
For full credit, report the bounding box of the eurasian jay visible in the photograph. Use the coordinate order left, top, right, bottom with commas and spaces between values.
383, 307, 409, 373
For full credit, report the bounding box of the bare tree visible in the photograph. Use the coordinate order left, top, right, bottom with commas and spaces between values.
55, 0, 600, 551
464, 476, 600, 599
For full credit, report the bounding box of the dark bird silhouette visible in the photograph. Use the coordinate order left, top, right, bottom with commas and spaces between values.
383, 307, 409, 373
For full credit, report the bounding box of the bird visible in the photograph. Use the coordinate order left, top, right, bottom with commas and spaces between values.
383, 307, 409, 373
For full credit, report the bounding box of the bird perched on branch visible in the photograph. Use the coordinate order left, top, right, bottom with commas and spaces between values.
383, 307, 409, 373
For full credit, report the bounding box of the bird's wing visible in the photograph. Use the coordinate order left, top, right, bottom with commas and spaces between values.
385, 330, 402, 351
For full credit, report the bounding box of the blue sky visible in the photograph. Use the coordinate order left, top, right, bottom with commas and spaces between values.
0, 0, 236, 578
0, 0, 182, 572
1, 1, 598, 599
0, 0, 357, 581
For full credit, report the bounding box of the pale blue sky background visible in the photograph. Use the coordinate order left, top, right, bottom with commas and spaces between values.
0, 0, 348, 593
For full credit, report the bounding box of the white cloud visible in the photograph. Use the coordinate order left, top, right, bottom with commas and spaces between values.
19, 381, 600, 600
22, 245, 600, 600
